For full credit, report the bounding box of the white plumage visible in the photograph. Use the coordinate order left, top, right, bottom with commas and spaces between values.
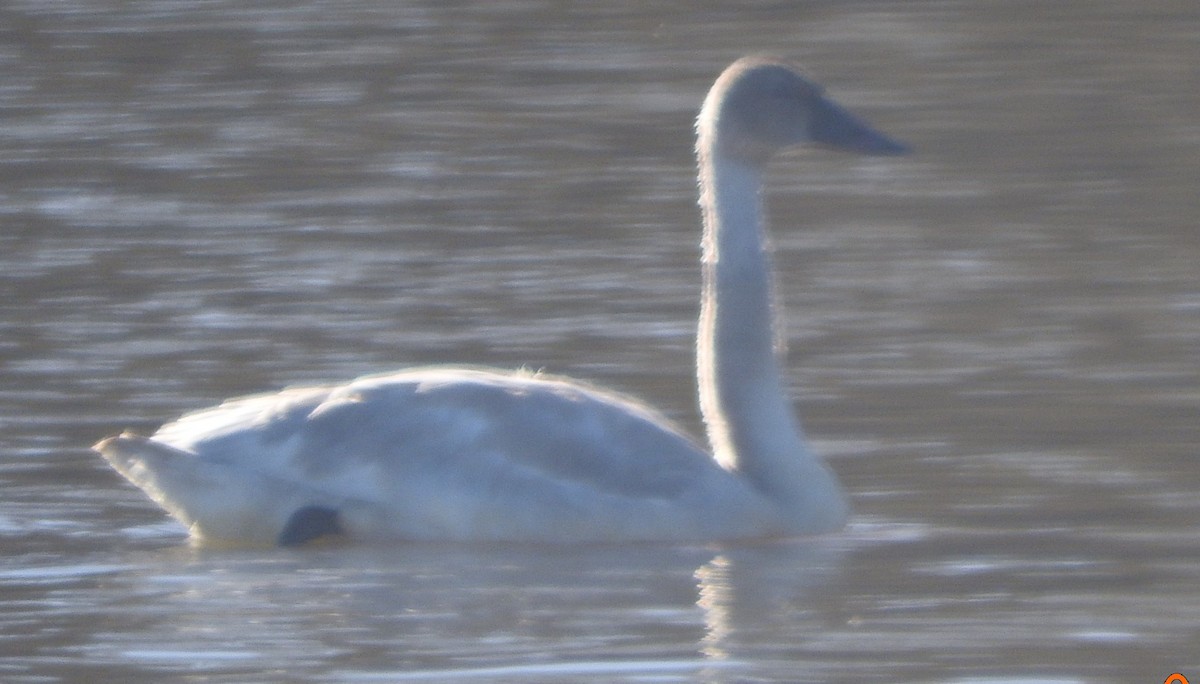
96, 57, 907, 545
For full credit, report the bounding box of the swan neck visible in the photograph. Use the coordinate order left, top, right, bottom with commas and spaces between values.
696, 153, 796, 467
695, 149, 846, 529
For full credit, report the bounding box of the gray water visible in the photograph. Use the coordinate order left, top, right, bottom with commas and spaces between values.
2, 1, 1198, 682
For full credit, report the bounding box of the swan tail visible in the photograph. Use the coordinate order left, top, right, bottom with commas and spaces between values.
94, 433, 348, 546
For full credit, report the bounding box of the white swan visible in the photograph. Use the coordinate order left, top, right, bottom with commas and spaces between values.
95, 57, 907, 546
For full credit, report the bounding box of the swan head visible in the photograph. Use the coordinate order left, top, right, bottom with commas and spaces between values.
698, 56, 909, 164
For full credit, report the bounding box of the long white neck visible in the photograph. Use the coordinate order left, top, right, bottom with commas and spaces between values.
695, 150, 847, 527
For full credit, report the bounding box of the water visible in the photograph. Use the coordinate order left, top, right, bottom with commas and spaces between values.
2, 1, 1198, 682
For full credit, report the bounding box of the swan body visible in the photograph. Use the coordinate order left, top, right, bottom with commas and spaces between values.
95, 57, 907, 546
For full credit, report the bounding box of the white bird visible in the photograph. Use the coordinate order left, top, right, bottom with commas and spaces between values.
95, 57, 907, 546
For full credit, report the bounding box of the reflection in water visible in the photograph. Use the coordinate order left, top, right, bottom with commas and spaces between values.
12, 543, 843, 682
695, 542, 847, 672
696, 555, 734, 662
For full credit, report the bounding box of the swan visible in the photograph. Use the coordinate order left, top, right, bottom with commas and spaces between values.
94, 57, 907, 546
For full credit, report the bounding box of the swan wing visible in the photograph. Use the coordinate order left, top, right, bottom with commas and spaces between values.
99, 367, 754, 543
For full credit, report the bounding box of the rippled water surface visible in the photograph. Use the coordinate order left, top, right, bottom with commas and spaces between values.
2, 1, 1198, 682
